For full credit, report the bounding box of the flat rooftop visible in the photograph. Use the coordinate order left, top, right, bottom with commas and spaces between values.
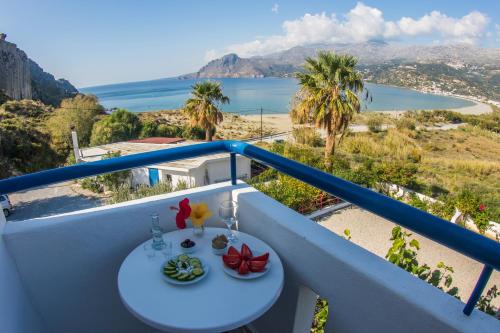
81, 140, 233, 172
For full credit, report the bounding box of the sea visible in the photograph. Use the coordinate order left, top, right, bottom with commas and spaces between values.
80, 77, 474, 114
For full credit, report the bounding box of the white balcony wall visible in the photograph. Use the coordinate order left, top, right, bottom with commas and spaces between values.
2, 182, 239, 333
233, 186, 498, 333
0, 208, 46, 333
1, 182, 498, 333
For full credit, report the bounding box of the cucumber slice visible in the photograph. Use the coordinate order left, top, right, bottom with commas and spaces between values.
178, 254, 189, 261
170, 272, 181, 279
178, 273, 190, 281
186, 274, 196, 281
192, 268, 204, 276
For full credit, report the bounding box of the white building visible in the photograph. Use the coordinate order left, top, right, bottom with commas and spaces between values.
80, 137, 251, 188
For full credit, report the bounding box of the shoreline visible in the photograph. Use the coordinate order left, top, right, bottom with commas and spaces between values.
241, 100, 493, 133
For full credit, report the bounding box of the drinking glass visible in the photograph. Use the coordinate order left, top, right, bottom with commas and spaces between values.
219, 200, 238, 243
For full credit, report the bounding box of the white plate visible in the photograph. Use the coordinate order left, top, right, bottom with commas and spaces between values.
222, 261, 271, 280
161, 256, 210, 286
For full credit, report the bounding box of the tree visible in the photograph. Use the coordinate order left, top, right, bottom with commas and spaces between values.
291, 51, 366, 168
183, 81, 229, 141
46, 94, 103, 156
90, 109, 141, 145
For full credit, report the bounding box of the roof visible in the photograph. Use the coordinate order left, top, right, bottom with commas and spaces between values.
128, 137, 185, 144
80, 141, 232, 172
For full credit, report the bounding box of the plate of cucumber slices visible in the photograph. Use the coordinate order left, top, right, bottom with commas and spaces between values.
161, 254, 209, 285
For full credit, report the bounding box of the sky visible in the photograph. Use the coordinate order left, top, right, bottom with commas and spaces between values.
1, 1, 498, 88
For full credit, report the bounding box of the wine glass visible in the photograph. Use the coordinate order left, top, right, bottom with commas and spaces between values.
219, 200, 238, 243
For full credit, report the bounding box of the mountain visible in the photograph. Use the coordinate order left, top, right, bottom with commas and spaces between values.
187, 42, 499, 79
0, 34, 78, 106
184, 42, 500, 100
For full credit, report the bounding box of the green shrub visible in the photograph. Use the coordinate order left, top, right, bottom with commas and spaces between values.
182, 125, 208, 140
80, 177, 103, 193
90, 109, 141, 145
140, 120, 158, 138
110, 181, 188, 204
395, 117, 416, 131
367, 116, 384, 132
374, 160, 419, 188
292, 126, 324, 147
157, 124, 183, 137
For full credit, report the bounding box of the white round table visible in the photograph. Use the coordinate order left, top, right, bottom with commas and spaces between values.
118, 227, 284, 333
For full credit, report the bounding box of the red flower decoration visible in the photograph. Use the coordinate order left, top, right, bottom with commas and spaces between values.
479, 204, 486, 212
171, 198, 191, 229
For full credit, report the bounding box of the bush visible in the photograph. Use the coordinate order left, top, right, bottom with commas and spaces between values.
157, 124, 183, 137
367, 115, 384, 132
139, 120, 158, 138
395, 117, 416, 131
79, 152, 130, 193
110, 181, 188, 204
292, 126, 324, 147
46, 94, 103, 156
374, 160, 419, 188
454, 188, 491, 233
80, 177, 103, 193
90, 109, 141, 145
1, 99, 52, 118
0, 110, 59, 178
182, 125, 208, 140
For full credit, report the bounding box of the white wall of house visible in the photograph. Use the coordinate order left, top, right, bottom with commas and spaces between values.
205, 156, 251, 184
131, 168, 149, 188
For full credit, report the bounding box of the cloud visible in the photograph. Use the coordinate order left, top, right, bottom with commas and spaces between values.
271, 4, 279, 13
206, 2, 490, 60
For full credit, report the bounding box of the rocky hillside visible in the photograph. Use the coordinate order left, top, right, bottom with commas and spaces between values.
184, 42, 499, 101
0, 34, 78, 106
181, 53, 297, 79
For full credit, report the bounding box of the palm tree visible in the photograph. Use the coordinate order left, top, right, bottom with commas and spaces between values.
183, 81, 230, 141
291, 51, 367, 168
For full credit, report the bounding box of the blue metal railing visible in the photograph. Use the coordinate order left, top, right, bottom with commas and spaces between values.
0, 140, 498, 315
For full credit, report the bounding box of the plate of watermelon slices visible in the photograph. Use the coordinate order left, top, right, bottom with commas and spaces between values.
221, 244, 271, 280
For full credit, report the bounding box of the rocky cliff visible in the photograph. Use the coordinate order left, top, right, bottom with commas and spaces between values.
0, 35, 32, 100
0, 35, 77, 106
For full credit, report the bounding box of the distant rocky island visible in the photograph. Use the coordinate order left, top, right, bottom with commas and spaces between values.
182, 41, 500, 102
0, 33, 78, 106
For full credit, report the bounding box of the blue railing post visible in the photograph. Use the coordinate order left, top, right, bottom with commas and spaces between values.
230, 153, 237, 185
463, 265, 493, 316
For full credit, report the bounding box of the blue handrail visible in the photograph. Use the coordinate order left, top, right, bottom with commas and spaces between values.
0, 140, 498, 314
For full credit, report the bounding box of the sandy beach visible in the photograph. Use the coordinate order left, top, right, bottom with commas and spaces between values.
242, 101, 493, 133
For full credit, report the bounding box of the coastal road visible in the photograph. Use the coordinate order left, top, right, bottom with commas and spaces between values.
318, 207, 500, 307
7, 182, 103, 222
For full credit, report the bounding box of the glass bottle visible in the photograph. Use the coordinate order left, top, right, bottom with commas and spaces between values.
151, 213, 166, 250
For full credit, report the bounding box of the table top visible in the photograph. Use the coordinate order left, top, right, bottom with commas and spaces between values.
118, 227, 284, 333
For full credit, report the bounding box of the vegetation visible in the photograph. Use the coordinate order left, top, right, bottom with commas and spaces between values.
46, 94, 103, 156
0, 100, 58, 177
110, 180, 189, 204
292, 51, 367, 168
386, 226, 459, 297
90, 109, 141, 145
362, 61, 500, 101
183, 81, 230, 141
366, 114, 385, 132
292, 126, 324, 147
